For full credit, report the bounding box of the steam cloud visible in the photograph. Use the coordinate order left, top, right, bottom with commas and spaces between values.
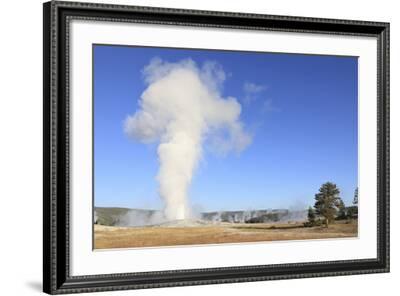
124, 58, 252, 221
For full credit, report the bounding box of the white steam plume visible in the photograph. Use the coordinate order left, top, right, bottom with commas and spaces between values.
124, 58, 252, 221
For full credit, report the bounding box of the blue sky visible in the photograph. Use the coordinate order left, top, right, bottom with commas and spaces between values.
94, 44, 358, 211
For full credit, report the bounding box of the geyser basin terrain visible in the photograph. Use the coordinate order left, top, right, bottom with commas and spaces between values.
93, 45, 359, 250
94, 220, 358, 249
94, 207, 307, 227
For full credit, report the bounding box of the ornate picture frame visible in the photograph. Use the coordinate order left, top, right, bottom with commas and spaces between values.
43, 1, 389, 294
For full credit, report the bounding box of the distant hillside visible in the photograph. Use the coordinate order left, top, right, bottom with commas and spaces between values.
95, 207, 307, 227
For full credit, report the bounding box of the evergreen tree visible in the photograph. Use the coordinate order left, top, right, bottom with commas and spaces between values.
307, 206, 316, 224
353, 187, 358, 205
336, 199, 347, 220
347, 187, 359, 219
314, 182, 341, 227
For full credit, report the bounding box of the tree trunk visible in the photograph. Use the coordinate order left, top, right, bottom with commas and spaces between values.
325, 218, 329, 228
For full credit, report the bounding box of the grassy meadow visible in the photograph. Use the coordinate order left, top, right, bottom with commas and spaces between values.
94, 220, 358, 249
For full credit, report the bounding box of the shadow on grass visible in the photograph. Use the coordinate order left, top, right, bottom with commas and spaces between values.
232, 224, 305, 231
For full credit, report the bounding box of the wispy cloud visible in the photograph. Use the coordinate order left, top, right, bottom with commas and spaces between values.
243, 82, 266, 104
262, 99, 280, 113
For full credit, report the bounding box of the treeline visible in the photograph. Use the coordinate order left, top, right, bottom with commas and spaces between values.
305, 182, 358, 228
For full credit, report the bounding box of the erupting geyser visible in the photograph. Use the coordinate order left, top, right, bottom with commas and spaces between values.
124, 58, 251, 221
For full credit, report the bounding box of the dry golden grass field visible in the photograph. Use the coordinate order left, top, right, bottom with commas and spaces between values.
94, 221, 358, 249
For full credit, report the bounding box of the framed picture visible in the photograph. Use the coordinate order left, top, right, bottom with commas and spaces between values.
43, 1, 390, 294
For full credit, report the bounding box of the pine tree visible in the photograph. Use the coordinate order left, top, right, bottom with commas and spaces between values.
336, 199, 347, 220
314, 182, 341, 227
307, 206, 316, 225
353, 187, 358, 205
347, 187, 359, 219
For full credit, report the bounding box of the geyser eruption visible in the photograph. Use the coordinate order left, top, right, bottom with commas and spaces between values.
124, 58, 251, 221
